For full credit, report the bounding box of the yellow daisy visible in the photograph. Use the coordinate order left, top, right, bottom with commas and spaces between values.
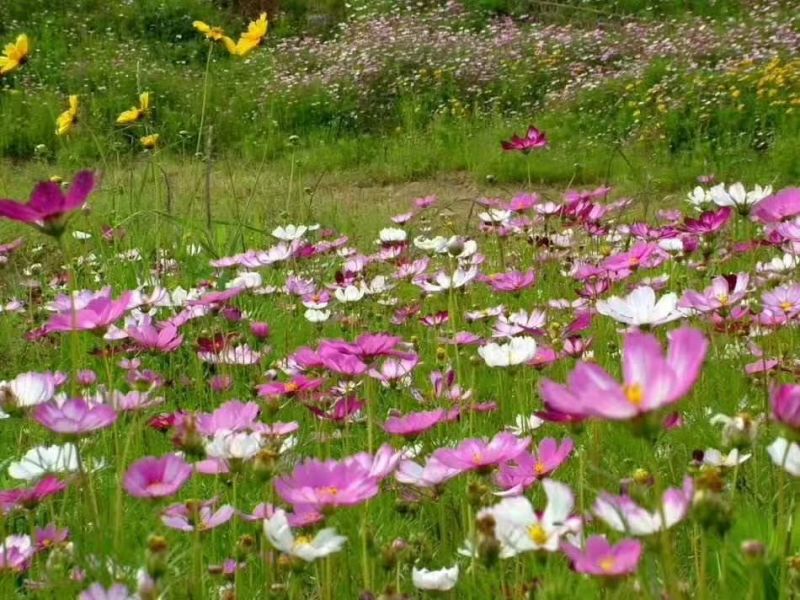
0, 34, 30, 76
140, 133, 160, 149
116, 91, 151, 125
55, 95, 79, 136
193, 21, 226, 42
223, 13, 268, 57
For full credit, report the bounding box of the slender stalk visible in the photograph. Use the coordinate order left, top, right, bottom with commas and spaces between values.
196, 43, 215, 156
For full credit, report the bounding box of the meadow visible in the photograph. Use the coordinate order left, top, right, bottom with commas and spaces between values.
2, 1, 800, 599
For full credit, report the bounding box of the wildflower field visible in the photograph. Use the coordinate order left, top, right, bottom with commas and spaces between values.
3, 1, 800, 599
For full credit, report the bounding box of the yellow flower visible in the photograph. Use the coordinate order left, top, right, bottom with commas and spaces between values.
193, 20, 226, 41
140, 133, 160, 149
223, 12, 268, 57
0, 34, 30, 76
55, 95, 79, 136
116, 91, 151, 125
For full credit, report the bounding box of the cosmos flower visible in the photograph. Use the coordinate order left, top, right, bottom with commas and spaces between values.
127, 319, 183, 352
223, 13, 268, 57
34, 398, 117, 436
384, 409, 446, 438
55, 95, 79, 136
767, 437, 800, 476
116, 92, 151, 125
275, 457, 381, 511
79, 583, 135, 600
0, 476, 67, 513
0, 34, 29, 76
264, 509, 346, 562
540, 327, 708, 422
44, 292, 133, 334
596, 285, 684, 328
8, 444, 79, 481
432, 432, 530, 474
752, 188, 800, 224
561, 536, 643, 577
496, 438, 574, 492
482, 270, 537, 293
679, 273, 749, 314
0, 170, 95, 236
477, 479, 581, 556
123, 455, 193, 499
501, 125, 549, 153
771, 385, 800, 431
161, 499, 235, 532
193, 20, 226, 42
0, 535, 34, 572
412, 565, 459, 591
593, 477, 694, 535
0, 372, 57, 413
478, 336, 538, 367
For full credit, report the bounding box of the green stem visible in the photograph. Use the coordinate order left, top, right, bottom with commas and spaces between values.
196, 43, 214, 156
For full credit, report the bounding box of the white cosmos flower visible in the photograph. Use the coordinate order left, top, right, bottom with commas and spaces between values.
334, 285, 366, 303
476, 479, 581, 557
8, 443, 80, 481
701, 448, 751, 468
478, 209, 511, 224
710, 182, 772, 209
0, 372, 56, 410
205, 431, 263, 461
413, 235, 449, 252
412, 565, 459, 591
271, 225, 308, 241
417, 267, 478, 293
305, 308, 331, 323
596, 285, 683, 327
767, 438, 800, 476
757, 253, 799, 274
686, 186, 711, 208
507, 413, 544, 436
378, 228, 407, 243
264, 510, 346, 562
225, 271, 263, 290
478, 337, 537, 367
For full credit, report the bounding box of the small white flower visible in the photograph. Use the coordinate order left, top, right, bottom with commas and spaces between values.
225, 271, 263, 290
412, 565, 459, 591
596, 285, 683, 327
478, 337, 537, 367
265, 510, 346, 562
507, 414, 544, 436
305, 308, 331, 323
0, 372, 56, 409
271, 225, 308, 241
413, 236, 449, 252
701, 448, 751, 468
686, 186, 710, 208
205, 431, 263, 461
478, 209, 511, 224
378, 228, 407, 243
757, 253, 799, 274
767, 437, 800, 476
8, 443, 80, 481
334, 285, 366, 303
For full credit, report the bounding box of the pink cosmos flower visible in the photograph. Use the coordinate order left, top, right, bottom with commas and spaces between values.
761, 283, 800, 319
0, 476, 67, 513
275, 457, 381, 511
561, 536, 643, 577
384, 409, 447, 438
161, 499, 235, 532
682, 207, 732, 235
679, 273, 749, 314
496, 438, 574, 492
432, 432, 530, 474
0, 170, 95, 236
771, 385, 800, 431
752, 188, 800, 223
123, 455, 193, 499
197, 400, 260, 436
34, 398, 117, 435
34, 524, 70, 552
482, 270, 537, 294
127, 319, 183, 353
395, 457, 460, 488
79, 583, 134, 600
257, 375, 324, 399
540, 327, 708, 422
368, 355, 420, 384
593, 478, 694, 535
0, 535, 35, 572
45, 292, 133, 334
501, 126, 548, 153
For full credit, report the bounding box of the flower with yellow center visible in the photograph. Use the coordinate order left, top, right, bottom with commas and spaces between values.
624, 383, 644, 406
599, 556, 616, 573
0, 34, 30, 76
140, 133, 159, 149
223, 13, 268, 57
55, 95, 79, 136
193, 21, 226, 42
528, 524, 549, 546
116, 92, 151, 125
781, 301, 794, 313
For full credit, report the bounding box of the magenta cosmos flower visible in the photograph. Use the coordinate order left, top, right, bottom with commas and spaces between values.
79, 583, 134, 600
501, 126, 549, 153
432, 432, 530, 475
0, 476, 67, 513
384, 409, 447, 438
540, 327, 708, 422
771, 385, 800, 431
161, 498, 235, 532
679, 273, 749, 314
496, 437, 574, 492
752, 188, 800, 223
275, 458, 381, 511
45, 292, 133, 334
0, 170, 95, 236
127, 319, 183, 353
561, 536, 643, 577
123, 455, 193, 499
34, 398, 117, 436
482, 270, 537, 294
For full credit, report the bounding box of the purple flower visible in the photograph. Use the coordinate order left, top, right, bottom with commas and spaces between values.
275, 457, 381, 511
482, 270, 537, 293
0, 535, 34, 572
197, 400, 260, 436
384, 409, 447, 438
123, 455, 193, 499
752, 188, 800, 223
34, 398, 117, 435
0, 476, 67, 513
44, 292, 133, 334
79, 583, 134, 600
561, 536, 643, 577
127, 319, 183, 353
501, 126, 549, 153
540, 327, 708, 423
161, 499, 235, 532
496, 437, 574, 492
0, 170, 95, 236
771, 385, 800, 431
679, 273, 749, 314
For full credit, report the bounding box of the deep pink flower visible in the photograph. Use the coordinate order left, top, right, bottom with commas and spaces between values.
0, 170, 95, 236
683, 207, 733, 235
482, 270, 537, 293
561, 536, 643, 577
275, 457, 380, 511
161, 499, 235, 532
501, 126, 549, 153
34, 398, 117, 435
319, 349, 368, 378
540, 327, 708, 422
432, 432, 530, 474
496, 437, 574, 491
0, 535, 35, 572
123, 455, 193, 499
679, 273, 749, 314
34, 524, 70, 552
771, 385, 800, 430
0, 476, 67, 513
257, 375, 324, 399
197, 400, 260, 436
752, 188, 800, 223
384, 409, 446, 438
44, 292, 133, 334
250, 321, 271, 339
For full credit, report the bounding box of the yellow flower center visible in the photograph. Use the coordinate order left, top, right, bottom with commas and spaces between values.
781, 301, 794, 313
528, 524, 549, 546
323, 486, 339, 496
534, 462, 547, 476
285, 382, 300, 393
293, 535, 311, 550
718, 294, 729, 305
624, 383, 644, 406
599, 557, 616, 573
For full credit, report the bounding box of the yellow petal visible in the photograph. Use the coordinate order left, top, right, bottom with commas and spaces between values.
222, 36, 239, 55
139, 91, 150, 111
116, 108, 142, 124
68, 95, 79, 114
193, 21, 211, 33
